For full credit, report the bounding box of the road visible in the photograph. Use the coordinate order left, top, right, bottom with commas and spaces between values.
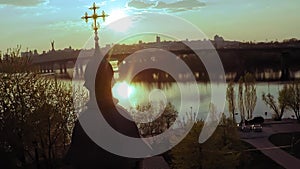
241, 119, 300, 169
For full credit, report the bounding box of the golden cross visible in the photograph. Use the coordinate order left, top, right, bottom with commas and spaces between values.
81, 2, 109, 32
81, 2, 109, 50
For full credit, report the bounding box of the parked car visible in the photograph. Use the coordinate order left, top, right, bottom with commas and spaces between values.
252, 124, 263, 132
241, 125, 251, 132
245, 116, 264, 125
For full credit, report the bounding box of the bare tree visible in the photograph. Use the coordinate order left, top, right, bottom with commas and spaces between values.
243, 73, 257, 119
0, 45, 34, 73
238, 78, 245, 124
262, 85, 289, 120
226, 81, 236, 122
238, 73, 257, 122
286, 81, 300, 121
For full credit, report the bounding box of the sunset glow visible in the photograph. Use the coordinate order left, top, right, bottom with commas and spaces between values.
1, 0, 299, 52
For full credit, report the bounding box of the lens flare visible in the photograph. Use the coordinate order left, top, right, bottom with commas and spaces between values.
112, 81, 133, 99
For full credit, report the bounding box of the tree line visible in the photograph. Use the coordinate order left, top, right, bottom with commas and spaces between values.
226, 73, 300, 122
0, 46, 78, 169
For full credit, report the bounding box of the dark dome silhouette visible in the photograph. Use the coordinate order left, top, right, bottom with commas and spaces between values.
65, 53, 142, 169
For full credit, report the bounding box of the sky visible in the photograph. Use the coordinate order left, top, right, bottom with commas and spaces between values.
0, 0, 299, 53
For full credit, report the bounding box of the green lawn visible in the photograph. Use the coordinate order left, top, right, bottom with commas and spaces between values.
238, 141, 284, 169
163, 141, 284, 169
269, 132, 300, 159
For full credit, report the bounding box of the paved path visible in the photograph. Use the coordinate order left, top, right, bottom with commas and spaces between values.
241, 120, 300, 169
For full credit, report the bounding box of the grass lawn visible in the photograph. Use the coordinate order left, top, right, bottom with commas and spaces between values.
269, 132, 300, 159
163, 141, 284, 169
238, 141, 284, 169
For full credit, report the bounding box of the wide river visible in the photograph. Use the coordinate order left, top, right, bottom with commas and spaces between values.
71, 80, 295, 123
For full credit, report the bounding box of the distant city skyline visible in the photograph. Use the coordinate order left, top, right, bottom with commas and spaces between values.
0, 0, 299, 52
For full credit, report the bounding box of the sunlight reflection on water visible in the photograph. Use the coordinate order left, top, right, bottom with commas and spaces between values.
112, 81, 295, 122
69, 79, 295, 123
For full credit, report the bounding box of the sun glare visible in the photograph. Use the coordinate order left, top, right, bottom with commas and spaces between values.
108, 8, 127, 22
112, 82, 134, 99
105, 8, 132, 32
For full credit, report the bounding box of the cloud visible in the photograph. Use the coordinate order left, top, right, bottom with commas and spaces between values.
127, 0, 154, 9
0, 0, 48, 7
156, 0, 206, 11
127, 0, 206, 12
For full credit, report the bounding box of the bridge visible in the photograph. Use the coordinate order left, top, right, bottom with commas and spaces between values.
30, 47, 300, 81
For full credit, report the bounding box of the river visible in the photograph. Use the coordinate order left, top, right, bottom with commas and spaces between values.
71, 79, 295, 123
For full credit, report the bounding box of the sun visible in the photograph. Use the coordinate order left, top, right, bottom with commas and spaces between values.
107, 8, 127, 23
105, 8, 132, 33
112, 81, 134, 99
